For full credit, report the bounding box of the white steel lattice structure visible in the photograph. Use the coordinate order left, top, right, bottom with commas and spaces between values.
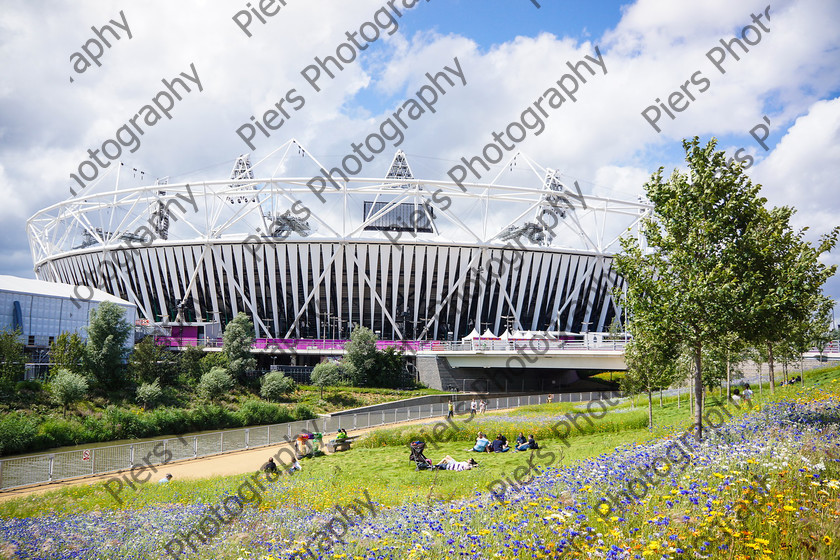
27, 140, 652, 340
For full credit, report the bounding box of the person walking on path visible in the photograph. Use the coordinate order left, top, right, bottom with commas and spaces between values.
448, 400, 454, 418
470, 399, 477, 417
479, 400, 486, 414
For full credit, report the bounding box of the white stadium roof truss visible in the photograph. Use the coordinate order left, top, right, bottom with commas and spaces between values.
27, 139, 652, 339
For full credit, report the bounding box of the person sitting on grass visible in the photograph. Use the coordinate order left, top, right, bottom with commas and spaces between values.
732, 388, 741, 403
514, 432, 530, 452
436, 455, 479, 471
491, 434, 510, 453
471, 433, 491, 452
527, 434, 539, 450
262, 457, 278, 473
158, 473, 173, 484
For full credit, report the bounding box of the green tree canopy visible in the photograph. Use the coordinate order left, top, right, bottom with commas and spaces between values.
614, 137, 835, 440
85, 302, 131, 389
260, 371, 296, 402
129, 337, 177, 386
177, 345, 206, 385
310, 361, 346, 398
50, 368, 88, 415
198, 366, 234, 401
343, 326, 379, 386
223, 313, 256, 380
49, 332, 86, 377
0, 328, 25, 385
740, 206, 838, 390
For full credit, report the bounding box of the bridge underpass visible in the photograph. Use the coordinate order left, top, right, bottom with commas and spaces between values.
415, 340, 627, 391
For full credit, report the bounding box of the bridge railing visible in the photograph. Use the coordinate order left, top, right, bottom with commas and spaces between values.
0, 389, 621, 492
154, 336, 630, 352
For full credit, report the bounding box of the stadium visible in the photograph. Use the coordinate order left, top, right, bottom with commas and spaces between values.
26, 139, 650, 351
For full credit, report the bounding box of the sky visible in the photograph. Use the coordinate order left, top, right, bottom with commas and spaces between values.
1, 0, 839, 326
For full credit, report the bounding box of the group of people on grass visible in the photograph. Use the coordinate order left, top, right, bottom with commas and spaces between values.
731, 384, 754, 405
470, 431, 539, 453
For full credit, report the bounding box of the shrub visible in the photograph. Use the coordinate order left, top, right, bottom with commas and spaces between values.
198, 367, 234, 401
0, 412, 39, 456
292, 403, 316, 421
50, 369, 89, 415
260, 371, 296, 402
15, 380, 42, 392
237, 399, 293, 426
136, 379, 163, 410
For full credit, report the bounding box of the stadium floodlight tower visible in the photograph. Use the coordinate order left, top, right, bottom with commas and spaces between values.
27, 139, 652, 341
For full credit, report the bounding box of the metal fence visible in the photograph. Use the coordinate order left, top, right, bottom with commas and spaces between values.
0, 390, 621, 491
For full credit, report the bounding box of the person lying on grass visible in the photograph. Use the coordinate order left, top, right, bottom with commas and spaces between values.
436, 456, 479, 471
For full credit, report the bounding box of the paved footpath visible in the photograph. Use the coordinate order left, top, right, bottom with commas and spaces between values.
0, 413, 480, 503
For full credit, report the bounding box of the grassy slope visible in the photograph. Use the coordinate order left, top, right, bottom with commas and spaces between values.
7, 367, 836, 520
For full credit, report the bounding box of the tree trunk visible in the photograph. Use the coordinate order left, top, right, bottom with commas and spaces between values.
782, 360, 788, 384
677, 383, 681, 409
647, 388, 653, 428
694, 345, 704, 442
726, 350, 731, 399
767, 342, 776, 393
659, 388, 663, 407
757, 362, 763, 399
689, 376, 694, 417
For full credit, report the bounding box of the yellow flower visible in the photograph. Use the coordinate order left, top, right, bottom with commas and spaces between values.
824, 536, 833, 546
783, 505, 796, 512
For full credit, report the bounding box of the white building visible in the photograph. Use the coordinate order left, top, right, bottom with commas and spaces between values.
0, 275, 136, 349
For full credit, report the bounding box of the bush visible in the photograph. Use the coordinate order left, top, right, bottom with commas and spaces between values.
0, 412, 39, 456
15, 380, 42, 392
260, 371, 296, 402
292, 403, 316, 421
50, 369, 89, 415
136, 379, 163, 410
198, 367, 234, 401
237, 399, 292, 426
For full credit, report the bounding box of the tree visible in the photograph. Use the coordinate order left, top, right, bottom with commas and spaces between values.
49, 332, 86, 376
622, 314, 678, 427
374, 346, 408, 388
178, 345, 206, 385
310, 361, 346, 398
741, 205, 838, 392
129, 337, 177, 385
260, 371, 297, 402
0, 328, 25, 385
615, 138, 771, 441
50, 368, 88, 415
136, 379, 163, 410
342, 326, 379, 386
198, 367, 234, 401
200, 350, 228, 374
222, 313, 256, 381
85, 302, 131, 389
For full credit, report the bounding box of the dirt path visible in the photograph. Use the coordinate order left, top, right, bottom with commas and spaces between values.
0, 413, 464, 503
